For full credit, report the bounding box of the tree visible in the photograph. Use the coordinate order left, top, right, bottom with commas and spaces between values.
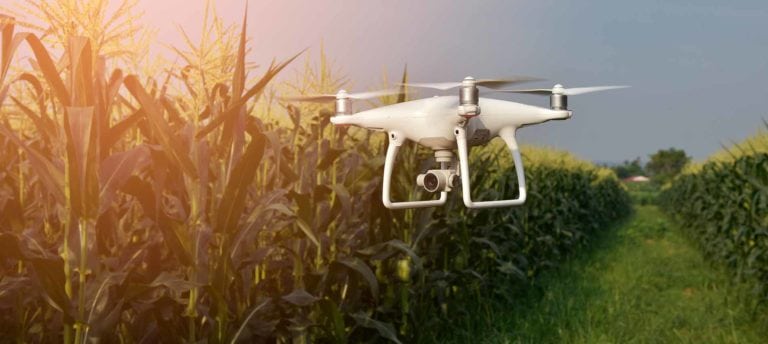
612, 157, 644, 179
646, 148, 690, 184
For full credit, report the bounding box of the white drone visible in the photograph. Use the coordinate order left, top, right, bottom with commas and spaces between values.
283, 77, 627, 209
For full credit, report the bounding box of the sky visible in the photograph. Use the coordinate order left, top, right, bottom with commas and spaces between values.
137, 0, 768, 163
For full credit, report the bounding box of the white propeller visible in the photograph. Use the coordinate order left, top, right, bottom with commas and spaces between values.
281, 88, 402, 103
401, 76, 542, 90
499, 84, 629, 96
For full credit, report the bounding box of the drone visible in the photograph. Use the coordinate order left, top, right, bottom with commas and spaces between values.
283, 77, 627, 209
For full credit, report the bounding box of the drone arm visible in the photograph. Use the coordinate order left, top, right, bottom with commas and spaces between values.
382, 131, 448, 209
455, 126, 527, 209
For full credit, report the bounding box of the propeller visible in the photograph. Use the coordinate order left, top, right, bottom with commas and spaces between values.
400, 76, 542, 90
498, 84, 629, 96
280, 89, 402, 103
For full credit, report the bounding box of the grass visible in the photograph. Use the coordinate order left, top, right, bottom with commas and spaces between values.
430, 206, 768, 343
623, 182, 659, 205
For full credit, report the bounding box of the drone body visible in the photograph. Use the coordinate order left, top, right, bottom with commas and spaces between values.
331, 96, 571, 150
283, 77, 626, 210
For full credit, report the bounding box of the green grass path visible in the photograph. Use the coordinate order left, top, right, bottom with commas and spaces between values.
466, 205, 767, 343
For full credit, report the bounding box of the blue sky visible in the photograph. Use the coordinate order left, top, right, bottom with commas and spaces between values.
141, 0, 768, 162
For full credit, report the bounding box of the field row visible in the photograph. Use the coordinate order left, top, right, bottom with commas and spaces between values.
661, 145, 768, 306
0, 19, 631, 343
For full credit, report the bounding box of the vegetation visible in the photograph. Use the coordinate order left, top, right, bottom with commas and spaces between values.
646, 148, 690, 185
610, 157, 644, 179
660, 129, 768, 313
0, 8, 630, 344
408, 143, 632, 341
624, 182, 658, 205
432, 206, 768, 343
0, 0, 154, 71
706, 126, 768, 164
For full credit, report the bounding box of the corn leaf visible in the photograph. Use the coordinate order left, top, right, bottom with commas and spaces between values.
215, 130, 266, 233
350, 312, 402, 344
281, 289, 318, 307
98, 145, 151, 214
337, 257, 379, 301
124, 75, 199, 179
64, 106, 96, 218
0, 124, 66, 204
195, 49, 304, 139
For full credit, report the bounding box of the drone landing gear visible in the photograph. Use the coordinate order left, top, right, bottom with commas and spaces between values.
382, 131, 448, 209
382, 127, 527, 210
454, 126, 527, 209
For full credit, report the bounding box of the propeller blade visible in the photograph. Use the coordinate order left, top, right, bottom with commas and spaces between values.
347, 88, 403, 100
280, 94, 337, 103
400, 82, 462, 90
280, 88, 403, 103
496, 88, 553, 95
562, 85, 629, 96
400, 76, 542, 90
475, 77, 544, 89
498, 85, 629, 96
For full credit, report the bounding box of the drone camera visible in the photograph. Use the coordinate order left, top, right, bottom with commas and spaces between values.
417, 169, 458, 193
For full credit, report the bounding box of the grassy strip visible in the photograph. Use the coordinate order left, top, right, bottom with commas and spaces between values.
429, 206, 767, 343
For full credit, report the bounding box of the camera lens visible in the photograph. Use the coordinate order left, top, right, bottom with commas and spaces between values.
423, 172, 439, 192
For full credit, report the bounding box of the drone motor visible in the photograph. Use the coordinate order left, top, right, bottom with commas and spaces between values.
335, 93, 352, 115
458, 77, 481, 118
550, 84, 568, 110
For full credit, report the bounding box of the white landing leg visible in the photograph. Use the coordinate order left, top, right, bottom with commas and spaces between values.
454, 126, 527, 209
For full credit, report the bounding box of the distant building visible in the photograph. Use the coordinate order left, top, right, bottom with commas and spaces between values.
623, 175, 650, 183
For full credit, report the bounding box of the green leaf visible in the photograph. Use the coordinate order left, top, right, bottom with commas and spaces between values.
98, 145, 151, 214
215, 131, 266, 233
230, 299, 270, 344
64, 106, 96, 218
124, 75, 199, 179
66, 36, 94, 106
330, 184, 352, 225
120, 176, 193, 266
319, 299, 347, 344
317, 148, 344, 171
385, 239, 423, 272
150, 271, 198, 294
105, 108, 142, 150
350, 312, 402, 344
28, 257, 73, 322
337, 257, 379, 301
282, 289, 318, 307
296, 218, 321, 250
0, 15, 16, 86
0, 124, 66, 204
196, 49, 305, 139
471, 237, 501, 256
497, 261, 527, 281
9, 32, 70, 106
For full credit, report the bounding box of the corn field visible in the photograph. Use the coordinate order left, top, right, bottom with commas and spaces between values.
660, 136, 768, 306
0, 13, 631, 343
